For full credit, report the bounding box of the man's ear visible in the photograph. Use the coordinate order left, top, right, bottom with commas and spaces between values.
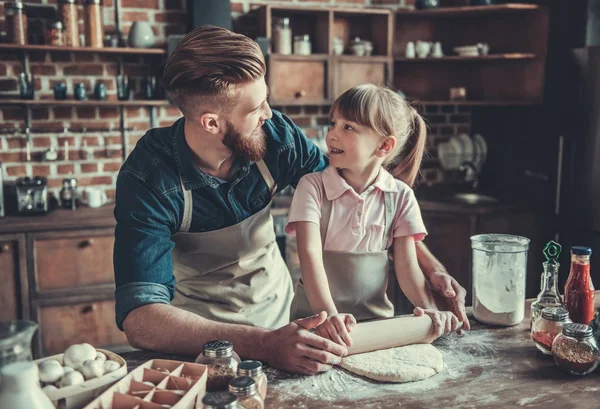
199, 112, 222, 134
376, 136, 397, 158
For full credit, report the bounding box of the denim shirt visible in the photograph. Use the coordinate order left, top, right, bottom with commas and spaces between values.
113, 110, 328, 330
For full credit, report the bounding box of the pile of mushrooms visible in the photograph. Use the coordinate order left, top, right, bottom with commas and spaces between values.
38, 343, 122, 392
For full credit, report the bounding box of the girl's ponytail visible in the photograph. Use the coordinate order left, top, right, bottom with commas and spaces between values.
387, 108, 427, 187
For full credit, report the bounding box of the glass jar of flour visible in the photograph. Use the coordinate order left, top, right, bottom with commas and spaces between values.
471, 234, 530, 326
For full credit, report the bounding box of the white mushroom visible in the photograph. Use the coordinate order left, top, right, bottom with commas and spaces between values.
42, 384, 59, 393
59, 370, 85, 387
63, 366, 74, 374
80, 359, 104, 380
63, 343, 97, 370
95, 351, 107, 363
103, 360, 121, 374
38, 360, 64, 383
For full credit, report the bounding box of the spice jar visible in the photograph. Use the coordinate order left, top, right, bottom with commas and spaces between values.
195, 341, 241, 392
5, 2, 28, 45
564, 246, 595, 325
273, 17, 292, 55
46, 22, 64, 46
84, 0, 104, 48
202, 392, 240, 409
236, 361, 267, 400
58, 0, 80, 47
229, 376, 264, 409
531, 306, 572, 355
293, 34, 312, 56
552, 323, 600, 375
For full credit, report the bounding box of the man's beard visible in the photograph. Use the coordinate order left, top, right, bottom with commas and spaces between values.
223, 121, 267, 163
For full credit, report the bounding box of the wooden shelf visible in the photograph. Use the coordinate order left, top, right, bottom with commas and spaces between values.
0, 43, 166, 55
335, 55, 392, 62
418, 100, 539, 106
0, 99, 172, 107
269, 99, 332, 107
395, 53, 536, 62
269, 54, 329, 62
396, 4, 539, 18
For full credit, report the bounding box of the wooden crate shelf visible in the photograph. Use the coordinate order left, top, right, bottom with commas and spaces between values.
395, 53, 536, 62
0, 43, 166, 55
0, 99, 172, 107
396, 4, 539, 18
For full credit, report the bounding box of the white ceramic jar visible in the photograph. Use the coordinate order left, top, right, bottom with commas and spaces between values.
0, 361, 55, 409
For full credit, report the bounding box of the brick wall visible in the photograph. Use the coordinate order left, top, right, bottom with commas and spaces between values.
0, 0, 469, 204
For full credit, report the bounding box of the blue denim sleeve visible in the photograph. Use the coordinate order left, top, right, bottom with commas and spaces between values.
113, 171, 177, 330
276, 113, 329, 189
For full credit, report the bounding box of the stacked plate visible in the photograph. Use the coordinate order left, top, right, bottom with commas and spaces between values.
438, 133, 487, 171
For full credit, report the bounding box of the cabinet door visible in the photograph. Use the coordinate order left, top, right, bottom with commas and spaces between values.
268, 58, 328, 104
421, 212, 474, 306
36, 298, 127, 355
32, 229, 115, 292
333, 59, 388, 98
0, 234, 28, 321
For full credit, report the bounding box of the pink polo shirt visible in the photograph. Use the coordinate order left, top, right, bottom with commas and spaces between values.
285, 167, 427, 252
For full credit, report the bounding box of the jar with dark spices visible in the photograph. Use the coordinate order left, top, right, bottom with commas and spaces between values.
84, 0, 104, 48
195, 340, 241, 392
228, 376, 264, 409
552, 323, 600, 375
46, 21, 64, 46
531, 306, 572, 355
5, 1, 28, 45
58, 0, 80, 47
202, 392, 240, 409
236, 360, 267, 400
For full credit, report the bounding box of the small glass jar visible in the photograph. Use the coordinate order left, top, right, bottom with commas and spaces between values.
552, 323, 600, 375
202, 391, 240, 409
46, 21, 64, 46
5, 1, 28, 45
531, 306, 572, 354
229, 376, 264, 409
237, 360, 267, 400
349, 37, 366, 57
58, 0, 79, 47
195, 341, 241, 392
84, 0, 104, 48
273, 17, 292, 55
293, 34, 312, 56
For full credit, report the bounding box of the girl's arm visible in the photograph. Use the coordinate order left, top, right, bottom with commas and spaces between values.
295, 221, 338, 315
392, 235, 438, 310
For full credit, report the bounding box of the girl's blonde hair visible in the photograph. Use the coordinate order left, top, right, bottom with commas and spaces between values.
329, 84, 427, 187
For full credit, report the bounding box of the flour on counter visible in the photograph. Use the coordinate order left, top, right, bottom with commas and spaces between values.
266, 331, 503, 403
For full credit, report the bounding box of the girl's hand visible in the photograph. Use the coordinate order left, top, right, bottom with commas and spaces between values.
413, 307, 461, 343
314, 313, 357, 347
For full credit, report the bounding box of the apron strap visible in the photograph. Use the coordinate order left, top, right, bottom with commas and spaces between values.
382, 191, 395, 250
256, 160, 277, 195
319, 181, 332, 244
179, 180, 193, 233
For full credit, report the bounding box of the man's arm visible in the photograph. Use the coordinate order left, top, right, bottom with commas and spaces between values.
415, 241, 471, 330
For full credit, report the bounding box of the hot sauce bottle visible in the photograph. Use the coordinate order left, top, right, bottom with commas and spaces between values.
564, 246, 595, 325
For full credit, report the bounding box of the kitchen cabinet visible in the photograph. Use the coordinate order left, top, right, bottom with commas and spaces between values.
0, 234, 28, 321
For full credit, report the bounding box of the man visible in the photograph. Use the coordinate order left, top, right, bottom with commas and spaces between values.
113, 25, 470, 376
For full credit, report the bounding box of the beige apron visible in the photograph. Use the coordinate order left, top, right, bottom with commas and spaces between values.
171, 161, 294, 330
292, 183, 396, 321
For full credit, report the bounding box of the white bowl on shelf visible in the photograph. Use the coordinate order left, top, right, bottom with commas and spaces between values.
454, 45, 479, 56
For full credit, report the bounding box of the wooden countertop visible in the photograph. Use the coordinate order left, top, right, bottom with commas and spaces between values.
0, 198, 534, 234
119, 296, 600, 409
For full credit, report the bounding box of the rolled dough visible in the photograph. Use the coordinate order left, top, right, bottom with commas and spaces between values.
339, 344, 443, 383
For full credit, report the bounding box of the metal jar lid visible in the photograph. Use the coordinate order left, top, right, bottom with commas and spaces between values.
541, 306, 570, 322
202, 392, 239, 409
85, 0, 103, 4
229, 376, 257, 396
237, 360, 263, 377
5, 2, 26, 11
58, 0, 77, 4
294, 34, 310, 41
203, 340, 234, 357
571, 246, 592, 256
562, 323, 594, 339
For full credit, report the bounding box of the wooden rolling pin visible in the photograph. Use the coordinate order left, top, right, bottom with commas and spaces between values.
347, 315, 434, 356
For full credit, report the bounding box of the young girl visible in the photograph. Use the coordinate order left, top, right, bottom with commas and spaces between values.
285, 84, 460, 347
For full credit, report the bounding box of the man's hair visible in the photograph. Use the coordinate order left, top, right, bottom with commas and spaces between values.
162, 25, 266, 117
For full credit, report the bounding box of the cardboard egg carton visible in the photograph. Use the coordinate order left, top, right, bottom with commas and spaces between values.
82, 359, 207, 409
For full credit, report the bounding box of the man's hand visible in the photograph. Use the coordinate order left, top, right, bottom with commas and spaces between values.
428, 271, 471, 332
314, 313, 357, 347
261, 312, 348, 375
